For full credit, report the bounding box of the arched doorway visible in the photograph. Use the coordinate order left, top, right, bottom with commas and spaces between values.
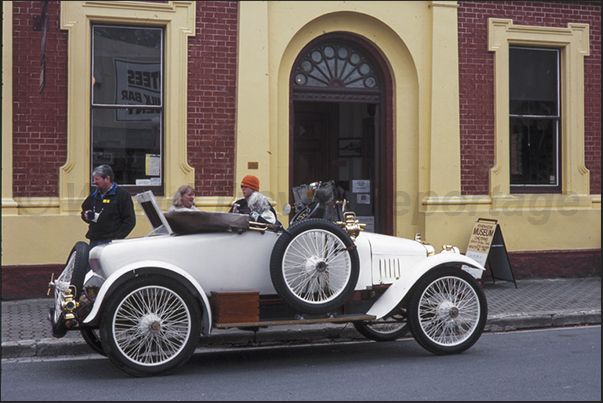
290, 33, 393, 234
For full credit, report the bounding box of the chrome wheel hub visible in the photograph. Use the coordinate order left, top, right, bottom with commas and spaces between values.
306, 256, 327, 274
139, 313, 162, 337
437, 301, 460, 321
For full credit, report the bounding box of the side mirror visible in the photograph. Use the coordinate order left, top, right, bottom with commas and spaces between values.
283, 204, 291, 215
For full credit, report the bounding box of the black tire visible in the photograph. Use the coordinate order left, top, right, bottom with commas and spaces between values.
270, 219, 360, 315
353, 311, 409, 342
100, 276, 201, 377
407, 267, 487, 355
50, 242, 89, 337
80, 328, 106, 356
290, 205, 309, 223
290, 203, 322, 223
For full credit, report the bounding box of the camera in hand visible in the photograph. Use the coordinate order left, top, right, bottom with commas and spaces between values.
87, 210, 99, 222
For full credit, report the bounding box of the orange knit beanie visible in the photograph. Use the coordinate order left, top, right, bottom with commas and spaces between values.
241, 175, 260, 191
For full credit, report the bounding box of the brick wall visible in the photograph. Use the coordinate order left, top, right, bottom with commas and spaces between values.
187, 1, 239, 197
12, 1, 68, 198
458, 1, 601, 195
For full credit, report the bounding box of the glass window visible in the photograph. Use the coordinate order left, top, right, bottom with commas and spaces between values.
91, 25, 164, 193
293, 43, 380, 91
509, 47, 560, 192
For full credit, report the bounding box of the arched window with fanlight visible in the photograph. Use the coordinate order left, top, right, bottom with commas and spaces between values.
292, 42, 381, 102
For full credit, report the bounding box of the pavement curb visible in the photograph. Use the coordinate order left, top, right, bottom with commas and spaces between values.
484, 310, 601, 332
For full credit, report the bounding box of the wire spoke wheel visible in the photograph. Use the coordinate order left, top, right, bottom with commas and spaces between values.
418, 277, 479, 345
113, 286, 191, 364
101, 277, 200, 376
270, 219, 359, 315
283, 229, 350, 303
408, 268, 487, 355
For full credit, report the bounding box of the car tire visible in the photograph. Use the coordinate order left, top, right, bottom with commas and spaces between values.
50, 242, 89, 337
100, 276, 201, 377
270, 219, 360, 315
407, 267, 487, 355
290, 203, 321, 223
353, 312, 409, 342
80, 328, 106, 356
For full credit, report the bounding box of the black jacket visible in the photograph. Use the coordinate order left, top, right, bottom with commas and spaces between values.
81, 183, 136, 241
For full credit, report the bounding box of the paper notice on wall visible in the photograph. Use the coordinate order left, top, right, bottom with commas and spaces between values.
352, 180, 370, 193
146, 154, 160, 176
357, 193, 371, 204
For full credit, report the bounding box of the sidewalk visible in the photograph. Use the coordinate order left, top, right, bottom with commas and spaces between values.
2, 277, 600, 359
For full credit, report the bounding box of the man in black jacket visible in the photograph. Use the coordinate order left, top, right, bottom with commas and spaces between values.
81, 165, 136, 254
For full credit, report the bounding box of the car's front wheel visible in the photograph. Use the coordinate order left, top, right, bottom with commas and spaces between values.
100, 276, 201, 377
407, 267, 487, 355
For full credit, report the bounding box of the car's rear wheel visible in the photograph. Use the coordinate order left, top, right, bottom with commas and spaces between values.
407, 267, 487, 355
353, 311, 409, 342
100, 276, 201, 377
50, 242, 89, 337
270, 219, 360, 315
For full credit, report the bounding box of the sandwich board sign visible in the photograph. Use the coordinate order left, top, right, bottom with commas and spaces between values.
462, 218, 517, 288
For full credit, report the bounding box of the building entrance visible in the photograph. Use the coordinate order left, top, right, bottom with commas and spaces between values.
291, 101, 380, 232
290, 35, 390, 234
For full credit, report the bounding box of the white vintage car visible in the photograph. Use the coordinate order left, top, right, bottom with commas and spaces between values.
49, 190, 487, 377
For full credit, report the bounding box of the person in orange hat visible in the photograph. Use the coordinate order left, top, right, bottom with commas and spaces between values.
229, 175, 280, 225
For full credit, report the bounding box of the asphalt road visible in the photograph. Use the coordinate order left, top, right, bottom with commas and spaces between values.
2, 326, 600, 401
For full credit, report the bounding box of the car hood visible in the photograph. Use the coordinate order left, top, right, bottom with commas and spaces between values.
360, 231, 428, 257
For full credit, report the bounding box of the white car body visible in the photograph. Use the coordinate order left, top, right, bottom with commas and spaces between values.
83, 195, 484, 332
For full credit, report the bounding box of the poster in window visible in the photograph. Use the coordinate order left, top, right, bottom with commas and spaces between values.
114, 59, 161, 122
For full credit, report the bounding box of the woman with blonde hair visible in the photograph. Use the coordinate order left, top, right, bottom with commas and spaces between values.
167, 185, 200, 212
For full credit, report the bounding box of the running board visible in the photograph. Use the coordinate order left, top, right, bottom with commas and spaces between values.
214, 314, 376, 328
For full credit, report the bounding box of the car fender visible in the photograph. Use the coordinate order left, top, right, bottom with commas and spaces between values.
366, 253, 485, 319
83, 261, 213, 335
